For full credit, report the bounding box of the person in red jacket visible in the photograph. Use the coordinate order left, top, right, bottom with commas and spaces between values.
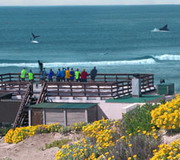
81, 69, 88, 82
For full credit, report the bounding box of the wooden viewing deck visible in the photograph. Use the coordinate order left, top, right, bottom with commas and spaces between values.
0, 72, 155, 127
0, 73, 155, 100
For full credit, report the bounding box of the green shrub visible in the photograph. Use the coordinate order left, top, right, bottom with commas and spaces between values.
107, 132, 162, 160
122, 103, 158, 134
0, 126, 11, 137
44, 139, 71, 149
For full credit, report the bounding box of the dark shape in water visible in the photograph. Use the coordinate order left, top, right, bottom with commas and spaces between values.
159, 24, 169, 31
31, 33, 40, 40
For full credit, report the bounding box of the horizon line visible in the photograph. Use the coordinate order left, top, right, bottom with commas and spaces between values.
0, 4, 180, 7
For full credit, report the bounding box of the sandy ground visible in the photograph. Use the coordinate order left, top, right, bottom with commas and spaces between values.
0, 132, 82, 160
0, 132, 179, 160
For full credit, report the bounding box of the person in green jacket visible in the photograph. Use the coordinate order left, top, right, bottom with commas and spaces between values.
20, 68, 27, 81
28, 69, 34, 82
75, 68, 81, 82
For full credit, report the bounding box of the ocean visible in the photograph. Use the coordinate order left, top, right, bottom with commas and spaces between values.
0, 5, 180, 92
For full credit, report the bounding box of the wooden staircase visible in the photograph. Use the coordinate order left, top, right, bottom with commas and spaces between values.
13, 83, 33, 128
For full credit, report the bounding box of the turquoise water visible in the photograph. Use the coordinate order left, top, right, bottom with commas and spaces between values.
0, 5, 180, 91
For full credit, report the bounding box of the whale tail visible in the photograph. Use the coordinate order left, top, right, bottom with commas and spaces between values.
31, 33, 40, 40
159, 24, 169, 31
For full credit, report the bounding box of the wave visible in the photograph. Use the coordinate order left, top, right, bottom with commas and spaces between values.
154, 54, 180, 60
0, 58, 156, 68
1, 54, 180, 68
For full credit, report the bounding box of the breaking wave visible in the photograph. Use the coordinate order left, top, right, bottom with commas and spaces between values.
1, 54, 179, 68
154, 54, 180, 60
0, 58, 156, 68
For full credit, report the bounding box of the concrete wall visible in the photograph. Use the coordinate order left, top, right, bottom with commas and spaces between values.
98, 102, 144, 120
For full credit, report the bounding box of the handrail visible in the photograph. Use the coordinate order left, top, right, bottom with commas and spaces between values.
13, 83, 33, 128
36, 82, 47, 104
45, 81, 132, 99
0, 73, 154, 83
0, 81, 29, 96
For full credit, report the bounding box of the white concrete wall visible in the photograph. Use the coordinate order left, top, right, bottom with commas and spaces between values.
98, 102, 145, 120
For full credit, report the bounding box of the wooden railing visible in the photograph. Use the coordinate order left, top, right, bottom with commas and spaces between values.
36, 82, 47, 104
39, 81, 132, 99
0, 81, 30, 96
0, 72, 154, 83
0, 73, 40, 82
13, 83, 33, 128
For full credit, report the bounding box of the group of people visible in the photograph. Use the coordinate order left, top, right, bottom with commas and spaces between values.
20, 68, 34, 82
39, 67, 97, 82
20, 66, 98, 83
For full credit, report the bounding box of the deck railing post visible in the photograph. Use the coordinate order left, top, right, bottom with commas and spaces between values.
84, 84, 86, 96
104, 75, 107, 82
70, 84, 73, 96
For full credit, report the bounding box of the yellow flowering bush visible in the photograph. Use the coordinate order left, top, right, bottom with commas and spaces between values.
82, 119, 120, 148
150, 140, 180, 160
5, 123, 62, 144
151, 95, 180, 130
55, 119, 162, 160
55, 138, 103, 160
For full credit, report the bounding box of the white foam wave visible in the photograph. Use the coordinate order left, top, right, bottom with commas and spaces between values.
0, 58, 156, 68
151, 28, 169, 32
154, 54, 180, 60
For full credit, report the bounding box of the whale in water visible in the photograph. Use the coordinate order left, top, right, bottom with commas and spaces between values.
159, 24, 169, 31
151, 24, 169, 32
31, 33, 40, 44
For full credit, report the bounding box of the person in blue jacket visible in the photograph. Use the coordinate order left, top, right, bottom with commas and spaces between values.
70, 68, 75, 81
48, 69, 55, 82
60, 68, 65, 82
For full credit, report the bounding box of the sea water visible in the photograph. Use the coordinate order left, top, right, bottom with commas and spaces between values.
0, 5, 180, 92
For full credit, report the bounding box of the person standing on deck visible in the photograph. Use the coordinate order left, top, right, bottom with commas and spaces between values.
70, 68, 75, 81
75, 68, 81, 82
40, 68, 47, 84
38, 60, 43, 73
28, 69, 34, 82
90, 66, 97, 81
65, 67, 71, 82
20, 68, 27, 81
81, 69, 88, 82
60, 68, 65, 82
56, 68, 61, 82
48, 69, 55, 82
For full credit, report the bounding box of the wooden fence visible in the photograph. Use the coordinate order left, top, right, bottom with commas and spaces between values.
0, 73, 154, 83
36, 81, 132, 102
0, 81, 30, 96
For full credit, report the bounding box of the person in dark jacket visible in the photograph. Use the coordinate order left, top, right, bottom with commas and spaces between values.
38, 60, 43, 73
56, 68, 61, 82
90, 66, 97, 81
